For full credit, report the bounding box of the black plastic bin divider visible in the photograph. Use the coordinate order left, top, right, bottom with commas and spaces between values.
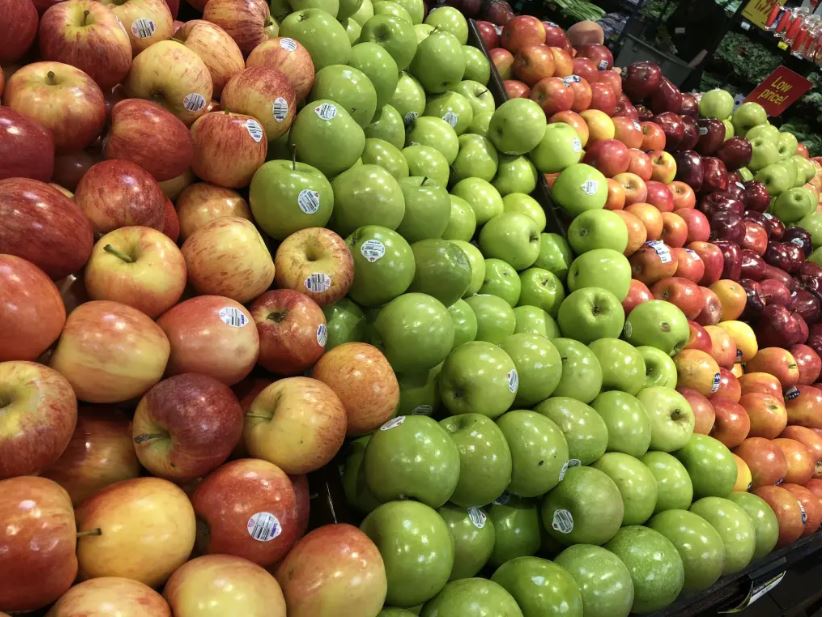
467, 18, 568, 236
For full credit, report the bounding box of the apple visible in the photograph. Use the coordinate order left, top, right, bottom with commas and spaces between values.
781, 426, 822, 475
550, 163, 607, 217
0, 107, 55, 182
623, 299, 689, 355
534, 397, 607, 465
0, 0, 37, 64
568, 75, 593, 112
529, 121, 583, 174
783, 483, 821, 536
587, 338, 644, 396
99, 0, 172, 54
530, 76, 575, 116
513, 305, 557, 339
439, 341, 517, 418
331, 164, 405, 235
246, 38, 314, 103
497, 410, 568, 498
709, 400, 750, 448
626, 203, 664, 242
47, 577, 171, 617
621, 278, 653, 314
704, 324, 739, 367
752, 485, 804, 547
466, 293, 517, 344
490, 47, 514, 78
221, 67, 297, 142
739, 372, 784, 398
582, 139, 630, 177
175, 20, 245, 97
641, 451, 693, 513
591, 388, 652, 459
201, 0, 275, 56
345, 225, 414, 308
547, 338, 602, 405
785, 385, 823, 429
727, 491, 778, 559
437, 504, 494, 581
689, 496, 756, 575
676, 434, 737, 498
491, 556, 583, 616
554, 544, 634, 617
557, 287, 624, 344
190, 111, 268, 188
422, 577, 522, 616
591, 452, 656, 526
486, 493, 542, 567
500, 14, 544, 53
773, 438, 815, 485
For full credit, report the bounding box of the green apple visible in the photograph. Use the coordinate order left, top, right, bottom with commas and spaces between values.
487, 495, 542, 567
414, 22, 434, 42
739, 166, 753, 181
689, 497, 756, 575
551, 338, 603, 403
266, 130, 291, 159
362, 137, 409, 179
494, 155, 538, 196
364, 414, 459, 507
342, 436, 381, 513
451, 134, 498, 183
792, 154, 816, 185
468, 110, 493, 136
438, 504, 496, 580
592, 452, 658, 525
530, 122, 584, 173
288, 0, 339, 15
724, 116, 735, 138
771, 186, 815, 223
409, 238, 471, 306
480, 258, 522, 306
649, 509, 725, 591
423, 5, 467, 43
492, 556, 583, 617
291, 99, 365, 176
361, 500, 454, 606
674, 434, 737, 498
439, 340, 518, 418
441, 413, 512, 507
550, 163, 608, 216
641, 451, 693, 512
588, 338, 645, 395
346, 19, 362, 45
699, 88, 734, 119
422, 577, 522, 617
373, 0, 411, 21
810, 247, 822, 265
407, 116, 460, 164
451, 240, 485, 296
567, 209, 627, 255
605, 526, 684, 614
448, 299, 477, 347
465, 293, 516, 344
397, 176, 451, 241
338, 0, 363, 19
776, 131, 798, 159
623, 299, 689, 356
270, 0, 292, 20
403, 144, 450, 186
500, 333, 562, 407
517, 267, 564, 317
479, 212, 540, 271
638, 346, 678, 389
349, 42, 400, 110
566, 248, 631, 301
487, 98, 546, 156
636, 386, 695, 452
452, 177, 504, 224
390, 71, 426, 123
462, 45, 490, 84
555, 544, 634, 617
798, 210, 822, 248
728, 491, 779, 560
748, 136, 780, 171
359, 14, 417, 69
323, 297, 367, 348
396, 363, 441, 416
535, 232, 574, 279
534, 397, 608, 465
347, 225, 414, 306
371, 292, 454, 372
747, 123, 779, 143
450, 80, 495, 115
249, 160, 334, 240
350, 0, 373, 23
331, 163, 405, 234
513, 306, 559, 339
756, 161, 794, 195
425, 91, 474, 136
557, 287, 624, 344
442, 195, 476, 241
280, 8, 351, 69
410, 30, 465, 94
366, 104, 405, 149
732, 101, 768, 136
592, 391, 651, 457
502, 193, 545, 231
541, 465, 624, 546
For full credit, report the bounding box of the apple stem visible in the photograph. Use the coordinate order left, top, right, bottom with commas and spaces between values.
103, 244, 134, 263
292, 149, 297, 171
421, 176, 428, 186
134, 433, 164, 444
76, 528, 103, 538
267, 311, 287, 323
46, 71, 57, 86
81, 9, 90, 25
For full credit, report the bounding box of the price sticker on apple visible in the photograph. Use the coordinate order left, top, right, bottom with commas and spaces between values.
247, 512, 282, 542
646, 240, 673, 264
316, 323, 328, 347
272, 97, 290, 123
442, 111, 458, 128
360, 239, 386, 263
507, 369, 519, 393
297, 189, 320, 214
580, 180, 598, 196
131, 18, 156, 39
218, 307, 249, 328
305, 272, 332, 294
314, 103, 337, 121
467, 507, 487, 529
245, 119, 264, 143
279, 38, 298, 52
183, 92, 206, 113
571, 138, 582, 153
551, 508, 574, 534
493, 492, 511, 505
784, 386, 800, 400
380, 416, 406, 431
558, 458, 581, 482
710, 372, 722, 393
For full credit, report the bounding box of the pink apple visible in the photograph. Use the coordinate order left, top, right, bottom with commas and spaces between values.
670, 180, 697, 210
0, 0, 38, 64
190, 111, 268, 188
202, 0, 277, 55
46, 577, 171, 617
627, 148, 653, 180
583, 139, 630, 177
671, 246, 706, 282
622, 278, 653, 314
612, 116, 643, 149
175, 19, 245, 97
246, 37, 315, 102
100, 0, 173, 54
175, 181, 252, 239
504, 79, 530, 98
588, 81, 618, 115
477, 20, 499, 50
644, 180, 674, 212
221, 66, 296, 141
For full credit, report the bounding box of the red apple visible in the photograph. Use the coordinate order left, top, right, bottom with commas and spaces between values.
648, 77, 682, 114
512, 44, 555, 85
627, 148, 652, 180
588, 81, 617, 115
162, 198, 180, 242
806, 478, 821, 497
661, 212, 688, 247
190, 111, 268, 189
644, 180, 673, 212
550, 110, 589, 144
583, 139, 630, 177
630, 241, 678, 285
571, 57, 597, 82
504, 79, 530, 98
678, 387, 715, 434
176, 182, 252, 239
695, 286, 722, 326
202, 0, 276, 55
0, 0, 38, 64
684, 320, 713, 354
669, 180, 696, 209
576, 43, 613, 70
710, 400, 750, 448
529, 76, 574, 116
613, 171, 646, 204
501, 15, 545, 54
567, 75, 592, 112
176, 19, 245, 97
221, 66, 297, 141
781, 426, 822, 477
476, 20, 499, 50
736, 437, 788, 488
672, 247, 705, 283
489, 47, 514, 79
101, 0, 173, 54
747, 347, 800, 388
753, 485, 804, 547
687, 241, 724, 286
774, 438, 815, 485
46, 577, 171, 617
785, 385, 823, 429
783, 483, 821, 535
651, 276, 703, 319
704, 325, 738, 368
640, 120, 666, 151
250, 289, 327, 375
791, 344, 822, 385
611, 116, 643, 149
594, 69, 622, 98
621, 61, 662, 101
675, 209, 710, 243
0, 107, 55, 182
625, 202, 663, 240
548, 46, 573, 76
621, 278, 653, 314
542, 20, 569, 49
740, 392, 788, 439
52, 149, 99, 191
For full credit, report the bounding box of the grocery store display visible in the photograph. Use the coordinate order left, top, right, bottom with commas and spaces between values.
0, 1, 821, 616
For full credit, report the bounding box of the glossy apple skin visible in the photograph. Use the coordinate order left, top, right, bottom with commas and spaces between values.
785, 385, 823, 429
709, 367, 741, 402
756, 304, 807, 348
0, 476, 77, 613
740, 392, 788, 439
0, 0, 38, 63
736, 437, 787, 488
176, 19, 246, 97
504, 79, 530, 98
0, 178, 94, 279
202, 0, 276, 56
678, 387, 715, 434
774, 438, 815, 485
709, 400, 749, 448
175, 182, 251, 239
190, 111, 268, 189
661, 213, 687, 248
753, 485, 804, 547
621, 278, 653, 314
648, 77, 682, 114
622, 60, 661, 101
45, 577, 172, 617
0, 106, 55, 181
501, 15, 546, 54
530, 76, 574, 116
683, 321, 713, 354
782, 483, 821, 536
791, 344, 822, 385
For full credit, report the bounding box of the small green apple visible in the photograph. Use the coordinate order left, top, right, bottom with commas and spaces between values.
492, 556, 583, 617
451, 240, 485, 296
438, 504, 496, 580
350, 0, 373, 24
534, 397, 608, 465
452, 177, 504, 225
689, 497, 756, 575
776, 131, 798, 159
487, 494, 542, 567
403, 144, 450, 186
423, 5, 468, 43
397, 176, 451, 241
557, 287, 624, 343
728, 491, 779, 560
279, 8, 352, 69
566, 209, 628, 255
550, 163, 608, 216
810, 247, 822, 265
623, 299, 689, 356
410, 29, 466, 94
748, 136, 780, 171
359, 14, 417, 69
465, 293, 516, 344
517, 267, 565, 317
373, 0, 411, 22
396, 363, 441, 416
530, 122, 583, 173
552, 338, 603, 403
638, 345, 678, 389
323, 297, 367, 349
732, 101, 768, 136
792, 154, 816, 185
771, 186, 816, 223
555, 544, 634, 617
447, 299, 477, 347
366, 104, 405, 148
746, 123, 779, 143
699, 88, 734, 120
592, 452, 658, 525
513, 306, 559, 339
500, 333, 562, 407
390, 71, 426, 122
487, 98, 546, 156
450, 80, 495, 115
480, 258, 522, 306
346, 224, 414, 306
311, 63, 377, 126
641, 451, 693, 512
479, 212, 540, 271
462, 45, 490, 84
636, 386, 695, 452
439, 340, 518, 418
493, 155, 538, 196
407, 116, 460, 164
468, 110, 493, 136
409, 238, 472, 306
566, 249, 631, 302
362, 137, 409, 179
424, 91, 474, 136
291, 0, 336, 17
535, 232, 574, 279
592, 391, 651, 457
442, 195, 476, 241
674, 434, 737, 499
421, 577, 523, 617
413, 22, 434, 42
349, 42, 399, 110
451, 133, 498, 183
502, 193, 545, 231
588, 337, 645, 395
291, 99, 365, 176
331, 163, 405, 235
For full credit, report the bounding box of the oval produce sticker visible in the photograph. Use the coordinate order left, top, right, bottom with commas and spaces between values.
247, 512, 282, 542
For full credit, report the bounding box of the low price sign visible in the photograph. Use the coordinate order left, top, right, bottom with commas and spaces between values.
744, 65, 812, 116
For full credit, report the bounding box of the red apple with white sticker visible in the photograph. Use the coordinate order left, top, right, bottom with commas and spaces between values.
247, 37, 315, 101
190, 111, 268, 189
100, 0, 173, 54
174, 19, 245, 97
202, 0, 277, 56
221, 66, 296, 141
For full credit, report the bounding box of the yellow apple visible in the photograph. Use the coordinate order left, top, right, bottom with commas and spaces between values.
580, 109, 615, 141
175, 182, 252, 240
46, 577, 171, 617
718, 320, 758, 363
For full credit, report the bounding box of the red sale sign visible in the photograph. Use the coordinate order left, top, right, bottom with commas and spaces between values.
745, 65, 812, 116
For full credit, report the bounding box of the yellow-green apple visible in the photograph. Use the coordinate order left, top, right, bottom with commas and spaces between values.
158, 295, 259, 385
50, 301, 170, 403
276, 524, 386, 617
0, 254, 65, 361
579, 108, 614, 141
0, 477, 77, 613
83, 226, 187, 318
174, 19, 244, 96
125, 40, 213, 125
132, 373, 244, 481
105, 99, 194, 181
246, 37, 316, 101
274, 227, 355, 305
175, 182, 251, 239
649, 150, 677, 184
42, 408, 140, 505
0, 107, 55, 182
250, 289, 326, 375
613, 172, 646, 205
202, 0, 277, 55
159, 169, 195, 199
0, 361, 76, 479
38, 0, 132, 89
100, 0, 172, 53
221, 66, 296, 141
182, 217, 274, 303
190, 111, 268, 188
244, 377, 347, 474
4, 61, 105, 152
192, 458, 301, 566
75, 477, 196, 586
46, 577, 171, 617
0, 0, 37, 64
75, 159, 166, 233
164, 554, 286, 617
312, 342, 399, 435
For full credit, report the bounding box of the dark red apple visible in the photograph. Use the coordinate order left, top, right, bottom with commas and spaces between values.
572, 57, 598, 82
791, 343, 822, 385
679, 93, 699, 117
742, 180, 772, 212
797, 262, 822, 295
701, 157, 729, 194
0, 107, 55, 182
783, 227, 813, 256
765, 242, 803, 273
695, 118, 726, 155
760, 278, 791, 307
700, 191, 744, 217
709, 211, 745, 245
688, 240, 724, 286
757, 304, 808, 347
674, 150, 704, 190
714, 240, 743, 280
575, 44, 613, 70
789, 288, 821, 324
761, 213, 786, 241
741, 249, 767, 280
653, 112, 684, 152
740, 278, 767, 321
716, 136, 752, 170
613, 95, 639, 119
621, 60, 662, 102
680, 116, 699, 151
542, 21, 570, 49
742, 220, 769, 255
648, 77, 682, 114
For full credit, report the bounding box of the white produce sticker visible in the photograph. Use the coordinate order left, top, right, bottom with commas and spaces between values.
624, 321, 633, 338
183, 92, 206, 113
314, 103, 337, 120
316, 323, 328, 347
280, 37, 298, 51
580, 180, 598, 195
467, 507, 487, 529
360, 239, 386, 263
572, 138, 582, 153
305, 272, 332, 294
247, 512, 282, 542
494, 492, 511, 505
245, 119, 264, 142
297, 189, 320, 214
380, 416, 406, 431
711, 372, 721, 393
597, 60, 608, 70
507, 369, 519, 393
562, 75, 581, 85
442, 111, 458, 128
698, 126, 708, 136
646, 240, 672, 264
552, 508, 574, 533
131, 18, 156, 38
559, 458, 581, 481
218, 307, 248, 328
404, 111, 418, 126
272, 97, 289, 122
